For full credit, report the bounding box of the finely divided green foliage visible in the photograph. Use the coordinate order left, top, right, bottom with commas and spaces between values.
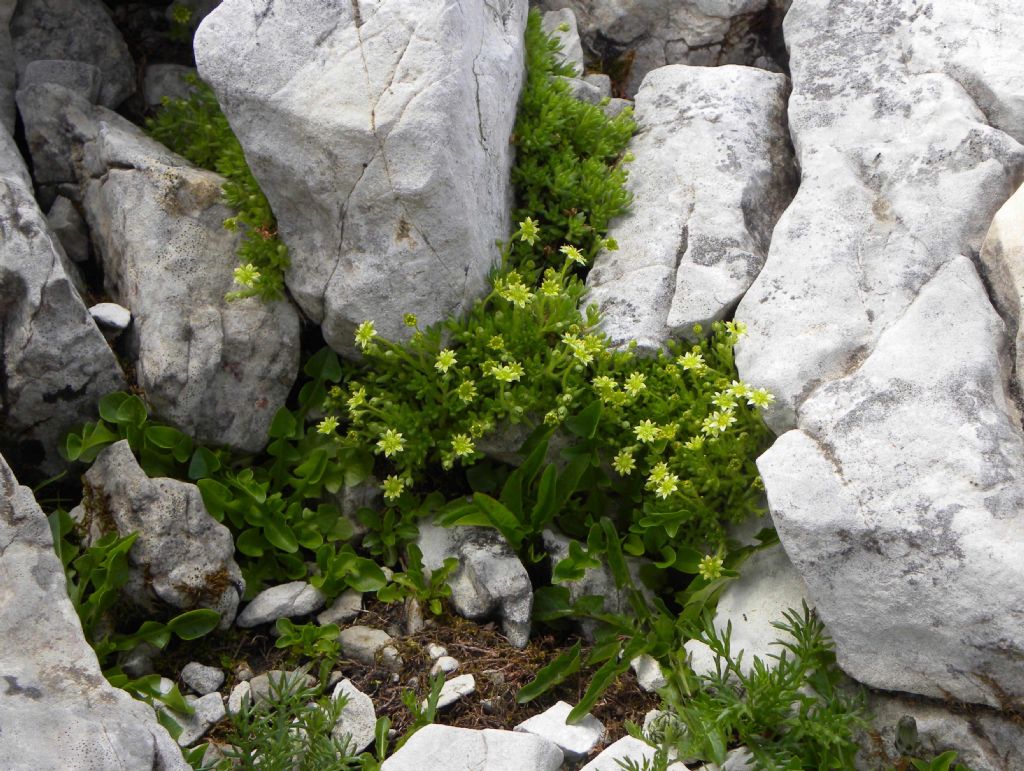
147, 76, 288, 301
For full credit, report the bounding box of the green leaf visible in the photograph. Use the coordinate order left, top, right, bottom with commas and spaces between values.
197, 478, 231, 520
98, 392, 132, 423
113, 395, 148, 427
65, 421, 120, 462
303, 347, 343, 381
263, 517, 299, 553
565, 399, 602, 438
236, 527, 268, 557
600, 517, 630, 589
517, 642, 581, 703
188, 447, 221, 480
145, 425, 187, 450
567, 642, 638, 723
346, 558, 388, 592
268, 407, 298, 438
532, 585, 575, 622
529, 464, 559, 531
167, 609, 221, 640
472, 493, 524, 550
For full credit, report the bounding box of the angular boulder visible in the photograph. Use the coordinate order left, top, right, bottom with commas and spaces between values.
380, 724, 563, 771
10, 0, 134, 108
0, 453, 188, 770
0, 128, 125, 480
80, 441, 245, 628
587, 64, 795, 351
759, 257, 1024, 709
735, 0, 1024, 433
194, 0, 527, 356
980, 181, 1024, 396
537, 0, 780, 96
417, 519, 533, 648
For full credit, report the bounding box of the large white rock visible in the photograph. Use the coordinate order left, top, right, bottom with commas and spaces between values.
0, 453, 188, 770
538, 0, 778, 96
195, 0, 527, 357
72, 100, 301, 452
587, 64, 795, 351
417, 519, 533, 648
235, 581, 326, 628
759, 257, 1024, 708
0, 128, 125, 479
380, 724, 563, 771
331, 679, 377, 754
10, 0, 134, 108
81, 441, 245, 629
514, 700, 605, 759
735, 0, 1024, 433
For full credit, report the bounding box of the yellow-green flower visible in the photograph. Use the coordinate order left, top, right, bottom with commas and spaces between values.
403, 313, 419, 328
382, 475, 406, 501
347, 386, 367, 410
376, 428, 405, 457
355, 320, 377, 350
701, 410, 736, 436
559, 244, 586, 266
518, 217, 539, 245
488, 335, 505, 350
727, 380, 751, 399
491, 361, 524, 383
540, 276, 562, 297
457, 379, 477, 403
451, 434, 475, 458
624, 372, 647, 397
655, 473, 680, 499
725, 320, 748, 338
233, 263, 261, 288
684, 436, 705, 451
647, 462, 670, 485
612, 449, 635, 475
748, 388, 775, 408
712, 391, 737, 410
435, 349, 457, 374
677, 351, 705, 371
634, 419, 659, 443
601, 237, 618, 252
698, 554, 724, 581
316, 416, 338, 435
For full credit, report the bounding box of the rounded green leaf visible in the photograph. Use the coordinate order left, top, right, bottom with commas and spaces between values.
167, 609, 221, 640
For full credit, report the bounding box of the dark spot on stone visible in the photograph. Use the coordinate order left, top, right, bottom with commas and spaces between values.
3, 675, 43, 700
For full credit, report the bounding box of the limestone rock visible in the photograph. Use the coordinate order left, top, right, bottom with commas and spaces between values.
247, 670, 316, 707
89, 302, 131, 333
331, 679, 377, 754
339, 626, 402, 670
0, 0, 15, 132
758, 257, 1024, 708
418, 519, 533, 648
0, 128, 125, 480
431, 674, 476, 709
181, 662, 225, 696
46, 195, 89, 263
169, 693, 225, 747
537, 0, 778, 96
143, 64, 197, 109
195, 0, 528, 357
380, 724, 563, 771
317, 588, 363, 627
235, 582, 327, 628
74, 101, 301, 452
0, 453, 187, 770
735, 0, 1024, 433
514, 700, 605, 759
587, 64, 795, 352
541, 9, 584, 74
82, 441, 245, 629
10, 0, 134, 107
580, 736, 658, 771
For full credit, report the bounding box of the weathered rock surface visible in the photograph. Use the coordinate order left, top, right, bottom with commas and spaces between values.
858, 692, 1024, 771
735, 0, 1024, 433
181, 662, 225, 696
195, 0, 528, 357
317, 588, 363, 627
418, 519, 533, 648
432, 674, 476, 709
73, 99, 300, 452
21, 59, 102, 101
46, 195, 90, 262
759, 257, 1024, 708
514, 700, 605, 759
338, 625, 402, 670
0, 453, 188, 770
331, 679, 377, 754
10, 0, 134, 108
142, 63, 197, 109
980, 182, 1024, 394
235, 581, 326, 627
81, 441, 245, 629
541, 8, 584, 74
0, 128, 125, 479
587, 64, 794, 351
169, 692, 225, 747
380, 724, 563, 771
537, 0, 781, 96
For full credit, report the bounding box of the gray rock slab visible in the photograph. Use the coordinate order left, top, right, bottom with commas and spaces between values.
88, 302, 131, 332
82, 440, 245, 628
236, 581, 327, 627
418, 519, 533, 648
317, 588, 363, 627
143, 63, 197, 109
170, 693, 225, 747
74, 104, 301, 453
247, 670, 316, 707
380, 724, 563, 771
0, 0, 15, 133
339, 626, 402, 670
10, 0, 134, 107
181, 662, 225, 696
0, 128, 125, 479
21, 59, 102, 101
514, 700, 605, 759
759, 257, 1024, 708
331, 679, 377, 754
0, 453, 188, 770
735, 0, 1024, 433
587, 64, 795, 352
537, 0, 775, 96
541, 8, 584, 75
430, 673, 476, 709
195, 0, 527, 357
46, 195, 89, 262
